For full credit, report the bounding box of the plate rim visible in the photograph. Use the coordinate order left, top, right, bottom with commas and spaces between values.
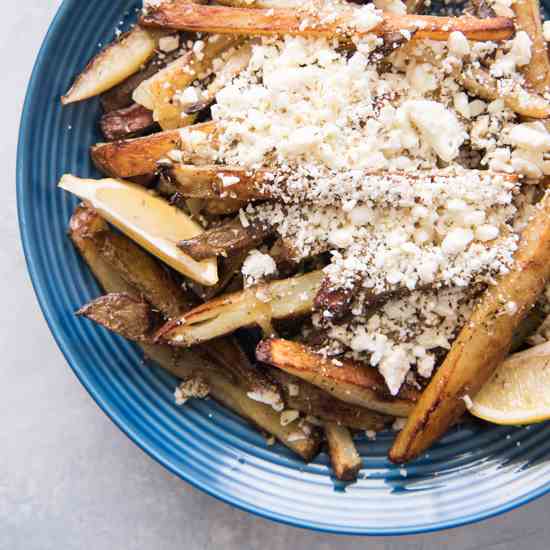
16, 0, 550, 536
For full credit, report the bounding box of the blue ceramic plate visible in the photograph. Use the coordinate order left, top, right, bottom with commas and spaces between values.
17, 0, 550, 535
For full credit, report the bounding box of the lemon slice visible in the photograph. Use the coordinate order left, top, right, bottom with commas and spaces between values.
59, 175, 218, 286
469, 342, 550, 425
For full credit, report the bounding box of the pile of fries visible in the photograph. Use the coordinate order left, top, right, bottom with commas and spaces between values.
59, 0, 550, 480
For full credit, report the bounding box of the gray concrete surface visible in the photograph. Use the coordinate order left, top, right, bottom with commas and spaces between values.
2, 2, 550, 548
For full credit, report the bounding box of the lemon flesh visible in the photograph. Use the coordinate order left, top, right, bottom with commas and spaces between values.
59, 175, 218, 286
470, 342, 550, 425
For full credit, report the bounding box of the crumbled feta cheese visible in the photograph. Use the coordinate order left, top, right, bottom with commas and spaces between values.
462, 394, 474, 410
174, 377, 209, 406
242, 249, 277, 286
448, 32, 470, 58
365, 430, 377, 440
158, 35, 180, 53
247, 387, 284, 411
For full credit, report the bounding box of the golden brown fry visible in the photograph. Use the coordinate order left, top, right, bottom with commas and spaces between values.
100, 232, 195, 318
144, 344, 321, 460
512, 0, 550, 93
256, 339, 420, 417
140, 4, 514, 42
63, 27, 164, 105
324, 423, 362, 482
91, 121, 218, 178
178, 218, 272, 260
165, 165, 272, 200
91, 129, 181, 177
77, 293, 156, 342
390, 192, 550, 464
133, 35, 240, 129
459, 66, 550, 119
100, 46, 184, 112
100, 103, 158, 141
271, 369, 389, 431
156, 270, 325, 346
202, 198, 248, 216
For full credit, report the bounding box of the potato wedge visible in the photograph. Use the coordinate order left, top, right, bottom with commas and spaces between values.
324, 423, 362, 482
178, 218, 272, 260
156, 270, 324, 346
69, 207, 316, 459
459, 66, 550, 119
62, 26, 164, 105
256, 339, 420, 417
270, 369, 389, 431
140, 4, 514, 42
100, 103, 158, 141
512, 0, 550, 93
133, 35, 240, 129
390, 191, 550, 463
91, 121, 219, 178
59, 175, 219, 286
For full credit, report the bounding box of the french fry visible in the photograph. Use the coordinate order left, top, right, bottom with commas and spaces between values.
202, 198, 248, 216
459, 66, 550, 119
390, 191, 550, 463
156, 270, 325, 346
324, 423, 362, 482
178, 218, 272, 260
133, 35, 241, 129
165, 166, 519, 202
100, 103, 158, 141
69, 207, 319, 458
512, 0, 550, 93
99, 231, 194, 318
256, 339, 420, 417
91, 121, 218, 178
270, 369, 389, 431
140, 4, 514, 42
92, 129, 182, 177
62, 27, 164, 105
144, 344, 321, 460
100, 46, 185, 112
165, 165, 273, 200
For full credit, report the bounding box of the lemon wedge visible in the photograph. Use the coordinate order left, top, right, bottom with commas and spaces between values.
59, 175, 218, 286
469, 342, 550, 425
